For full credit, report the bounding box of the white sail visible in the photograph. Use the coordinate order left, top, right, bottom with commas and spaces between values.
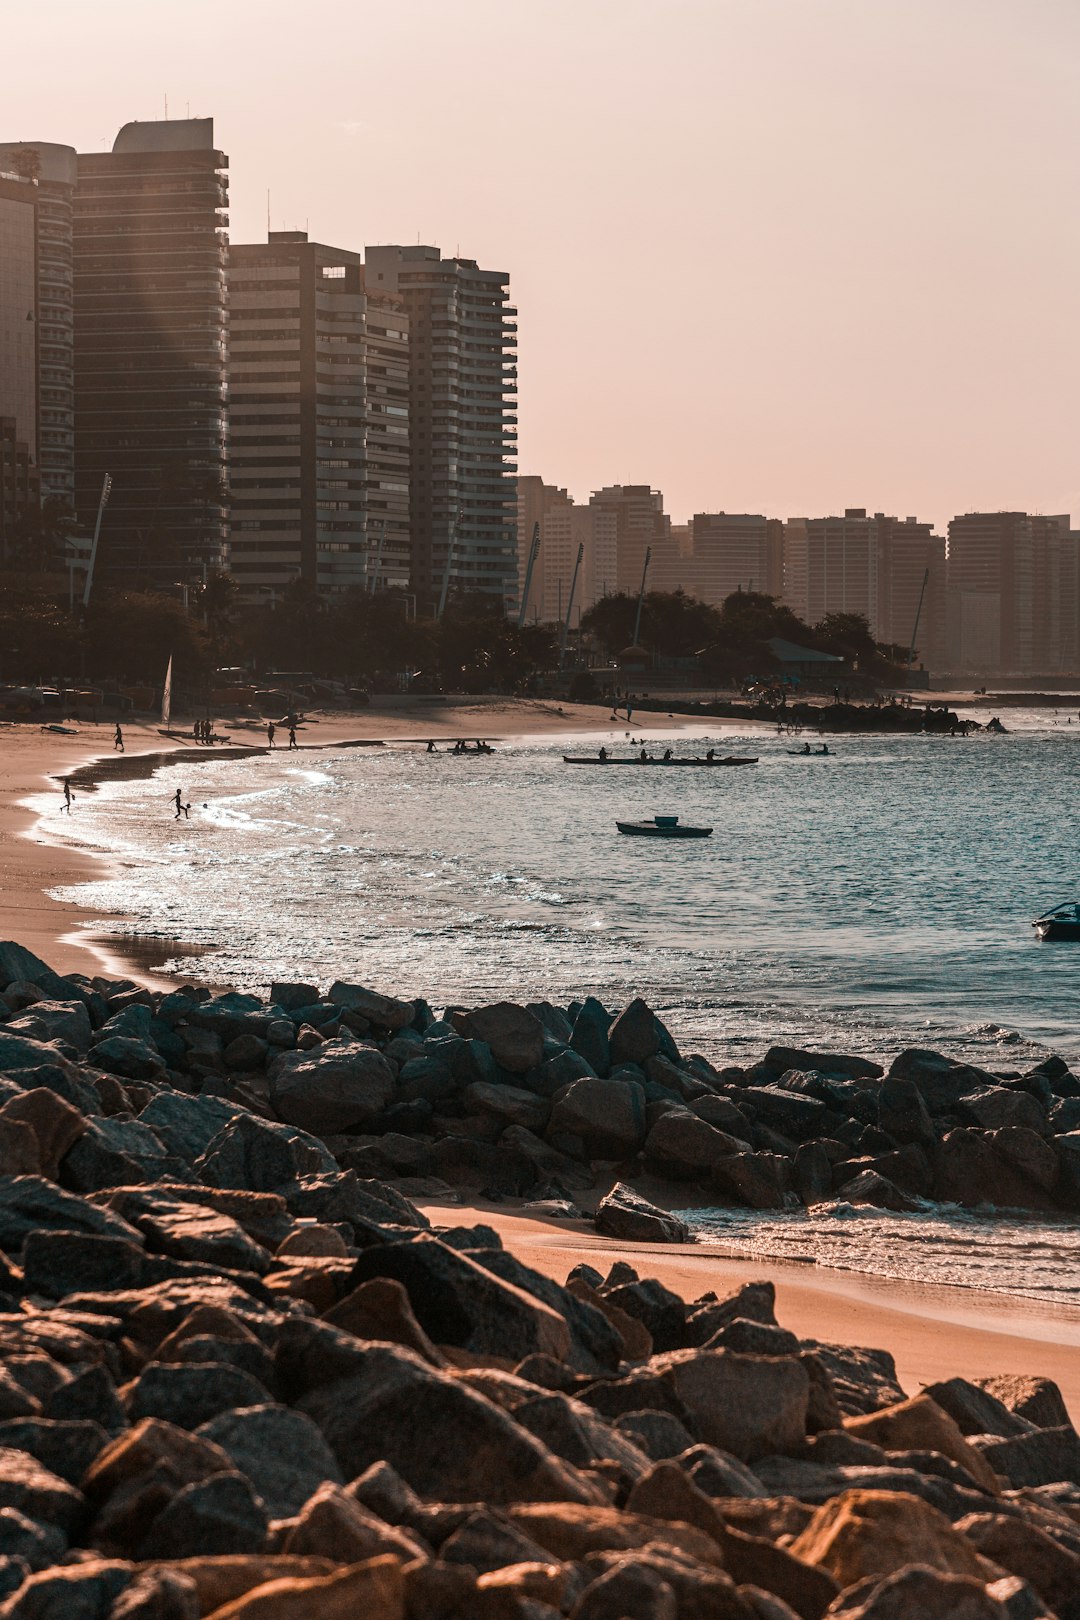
161, 655, 173, 731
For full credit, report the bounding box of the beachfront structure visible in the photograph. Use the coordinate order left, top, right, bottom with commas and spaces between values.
365, 245, 518, 612
227, 232, 410, 598
516, 476, 618, 624
73, 119, 229, 588
946, 510, 1079, 674
0, 143, 78, 508
588, 484, 671, 596
0, 171, 39, 495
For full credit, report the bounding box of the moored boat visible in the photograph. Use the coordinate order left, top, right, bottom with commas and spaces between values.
616, 815, 712, 839
1033, 903, 1080, 941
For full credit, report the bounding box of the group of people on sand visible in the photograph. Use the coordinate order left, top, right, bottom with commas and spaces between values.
194, 719, 216, 745
266, 721, 298, 750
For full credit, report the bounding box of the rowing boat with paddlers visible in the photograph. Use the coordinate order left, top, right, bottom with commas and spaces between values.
563, 755, 757, 767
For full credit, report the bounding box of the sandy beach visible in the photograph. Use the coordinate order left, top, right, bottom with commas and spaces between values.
3, 693, 1079, 1438
427, 1199, 1080, 1425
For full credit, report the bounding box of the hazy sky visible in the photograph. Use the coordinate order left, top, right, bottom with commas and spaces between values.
7, 0, 1079, 527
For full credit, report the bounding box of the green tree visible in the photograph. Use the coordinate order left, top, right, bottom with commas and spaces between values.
83, 591, 208, 684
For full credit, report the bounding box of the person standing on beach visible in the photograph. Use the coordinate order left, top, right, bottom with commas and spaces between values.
114, 724, 124, 752
61, 779, 73, 814
288, 726, 297, 750
267, 722, 276, 749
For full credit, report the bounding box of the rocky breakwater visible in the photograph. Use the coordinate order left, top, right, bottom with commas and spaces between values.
0, 943, 1075, 1615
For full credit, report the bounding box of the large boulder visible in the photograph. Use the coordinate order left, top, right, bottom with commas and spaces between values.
296, 1342, 602, 1504
739, 1086, 829, 1143
712, 1152, 793, 1210
594, 1184, 689, 1244
138, 1092, 239, 1165
347, 1232, 572, 1364
876, 1074, 934, 1146
327, 981, 415, 1031
974, 1426, 1080, 1488
842, 1395, 1001, 1493
549, 1078, 646, 1159
268, 1039, 395, 1134
0, 942, 87, 1004
972, 1373, 1072, 1430
887, 1050, 990, 1115
197, 1405, 343, 1519
453, 1003, 545, 1073
195, 1114, 337, 1192
608, 999, 663, 1067
648, 1349, 810, 1461
643, 1111, 741, 1181
789, 1487, 988, 1587
961, 1086, 1048, 1136
569, 998, 612, 1077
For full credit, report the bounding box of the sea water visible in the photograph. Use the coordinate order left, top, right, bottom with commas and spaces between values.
34, 714, 1080, 1309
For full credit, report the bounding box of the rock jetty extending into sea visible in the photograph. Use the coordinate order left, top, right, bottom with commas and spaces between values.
0, 939, 1075, 1615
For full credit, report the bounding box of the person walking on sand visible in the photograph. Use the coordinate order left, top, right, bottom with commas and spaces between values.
267, 722, 276, 748
61, 778, 73, 814
113, 724, 124, 753
173, 787, 183, 820
288, 725, 297, 750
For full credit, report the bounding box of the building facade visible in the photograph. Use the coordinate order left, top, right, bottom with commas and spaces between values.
783, 508, 878, 630
228, 232, 409, 597
874, 515, 945, 667
588, 484, 670, 596
516, 476, 617, 625
0, 172, 38, 481
365, 245, 517, 611
0, 416, 37, 564
0, 143, 78, 508
945, 510, 1079, 675
687, 512, 784, 607
74, 118, 229, 588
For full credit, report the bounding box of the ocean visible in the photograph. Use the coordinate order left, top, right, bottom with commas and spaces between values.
34, 712, 1080, 1312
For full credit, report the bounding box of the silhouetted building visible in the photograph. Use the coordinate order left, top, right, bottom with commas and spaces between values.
74, 119, 229, 588
0, 172, 38, 481
946, 511, 1036, 673
228, 232, 409, 597
0, 416, 38, 565
365, 245, 517, 610
783, 509, 878, 630
0, 143, 78, 507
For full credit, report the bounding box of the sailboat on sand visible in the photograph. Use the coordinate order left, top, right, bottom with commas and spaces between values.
158, 655, 174, 736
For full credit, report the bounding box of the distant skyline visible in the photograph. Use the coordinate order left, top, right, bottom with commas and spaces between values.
6, 0, 1078, 530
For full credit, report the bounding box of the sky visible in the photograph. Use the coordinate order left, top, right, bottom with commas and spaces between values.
6, 0, 1079, 529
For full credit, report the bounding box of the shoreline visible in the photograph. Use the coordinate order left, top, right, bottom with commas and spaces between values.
430, 1200, 1080, 1423
0, 697, 670, 987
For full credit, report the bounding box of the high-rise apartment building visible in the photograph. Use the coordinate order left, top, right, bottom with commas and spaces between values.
74, 119, 229, 588
515, 476, 617, 625
0, 171, 38, 481
0, 416, 37, 564
0, 143, 78, 507
228, 232, 409, 597
687, 513, 784, 607
873, 516, 946, 666
946, 510, 1080, 674
783, 509, 878, 630
365, 245, 518, 611
588, 485, 670, 596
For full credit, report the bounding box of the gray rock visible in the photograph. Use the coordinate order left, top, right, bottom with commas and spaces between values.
569, 998, 612, 1078
347, 1232, 572, 1364
678, 1441, 769, 1498
43, 1366, 127, 1435
297, 1341, 600, 1505
876, 1073, 935, 1145
643, 1110, 741, 1180
454, 1002, 545, 1073
22, 1231, 144, 1300
109, 1568, 200, 1619
0, 1447, 83, 1535
0, 1562, 132, 1619
0, 1421, 110, 1487
135, 1469, 268, 1559
185, 992, 272, 1046
222, 1034, 268, 1071
973, 1373, 1072, 1430
614, 1411, 697, 1462
921, 1377, 1035, 1440
962, 1085, 1048, 1136
888, 1048, 991, 1113
125, 1363, 271, 1431
595, 1184, 689, 1244
5, 1000, 92, 1053
837, 1168, 922, 1213
461, 1080, 549, 1132
270, 982, 320, 1012
825, 1564, 1014, 1619
327, 981, 415, 1030
608, 998, 662, 1067
197, 1403, 343, 1519
974, 1426, 1080, 1488
124, 1194, 271, 1275
195, 1112, 337, 1191
0, 1175, 141, 1252
0, 1506, 66, 1572
89, 1037, 165, 1082
135, 1092, 238, 1165
712, 1151, 794, 1210
549, 1077, 647, 1159
0, 942, 88, 1005
268, 1037, 395, 1134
